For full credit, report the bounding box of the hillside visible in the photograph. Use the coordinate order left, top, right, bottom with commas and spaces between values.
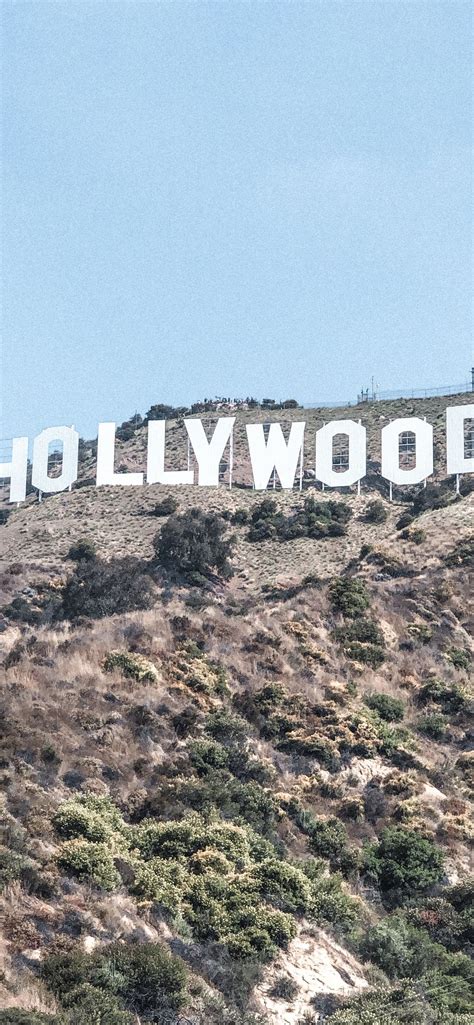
0, 395, 473, 1025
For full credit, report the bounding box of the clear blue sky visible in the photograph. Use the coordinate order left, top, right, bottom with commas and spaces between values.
2, 0, 472, 440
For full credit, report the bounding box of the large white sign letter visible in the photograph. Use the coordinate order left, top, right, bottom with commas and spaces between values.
147, 420, 194, 485
246, 421, 305, 490
381, 417, 433, 485
0, 437, 28, 503
32, 427, 79, 494
96, 423, 144, 486
315, 420, 366, 487
446, 404, 474, 475
185, 417, 235, 487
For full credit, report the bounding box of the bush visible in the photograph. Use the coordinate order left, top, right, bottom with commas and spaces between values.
363, 827, 444, 897
417, 677, 466, 712
42, 942, 187, 1020
335, 617, 386, 668
309, 873, 359, 926
205, 709, 249, 747
406, 893, 473, 951
417, 713, 448, 740
396, 512, 414, 530
365, 694, 405, 722
400, 527, 426, 545
53, 795, 123, 843
57, 839, 121, 890
329, 577, 370, 618
102, 651, 160, 683
145, 403, 188, 422
247, 496, 352, 544
354, 912, 474, 1017
231, 508, 250, 525
61, 556, 155, 620
253, 858, 312, 914
67, 538, 97, 562
444, 536, 474, 568
326, 976, 473, 1024
306, 817, 358, 875
154, 508, 234, 579
288, 805, 357, 876
269, 976, 299, 1000
446, 647, 471, 672
152, 496, 178, 516
62, 985, 134, 1024
412, 483, 451, 516
0, 1014, 58, 1024
364, 500, 388, 524
0, 845, 35, 890
99, 943, 187, 1017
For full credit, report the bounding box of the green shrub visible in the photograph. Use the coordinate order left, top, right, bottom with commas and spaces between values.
363, 827, 444, 897
364, 500, 388, 524
287, 804, 357, 876
412, 483, 452, 516
152, 496, 178, 516
401, 527, 426, 545
444, 536, 474, 568
53, 795, 124, 837
0, 1014, 58, 1024
102, 651, 159, 683
0, 845, 35, 890
310, 873, 359, 926
326, 977, 473, 1024
329, 577, 370, 618
247, 496, 352, 543
189, 739, 230, 775
231, 508, 250, 525
61, 556, 155, 620
406, 893, 473, 951
67, 538, 97, 562
407, 622, 433, 644
396, 512, 414, 530
269, 975, 299, 1000
355, 912, 474, 1017
205, 709, 249, 747
253, 858, 312, 913
145, 403, 188, 421
97, 943, 187, 1017
364, 694, 405, 722
417, 677, 466, 712
335, 617, 386, 668
154, 508, 234, 579
306, 817, 358, 875
417, 713, 448, 740
62, 984, 134, 1023
446, 648, 471, 672
57, 839, 121, 890
42, 942, 187, 1020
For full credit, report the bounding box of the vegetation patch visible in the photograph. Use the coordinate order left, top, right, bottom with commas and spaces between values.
103, 650, 160, 683
363, 826, 444, 898
334, 617, 386, 668
247, 496, 352, 543
329, 577, 371, 618
154, 507, 234, 580
170, 641, 228, 695
51, 797, 355, 964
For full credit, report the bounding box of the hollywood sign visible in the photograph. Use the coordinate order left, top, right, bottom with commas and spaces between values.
1, 405, 473, 504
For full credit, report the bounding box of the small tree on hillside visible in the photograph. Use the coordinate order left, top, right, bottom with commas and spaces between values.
61, 557, 155, 620
154, 508, 234, 579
